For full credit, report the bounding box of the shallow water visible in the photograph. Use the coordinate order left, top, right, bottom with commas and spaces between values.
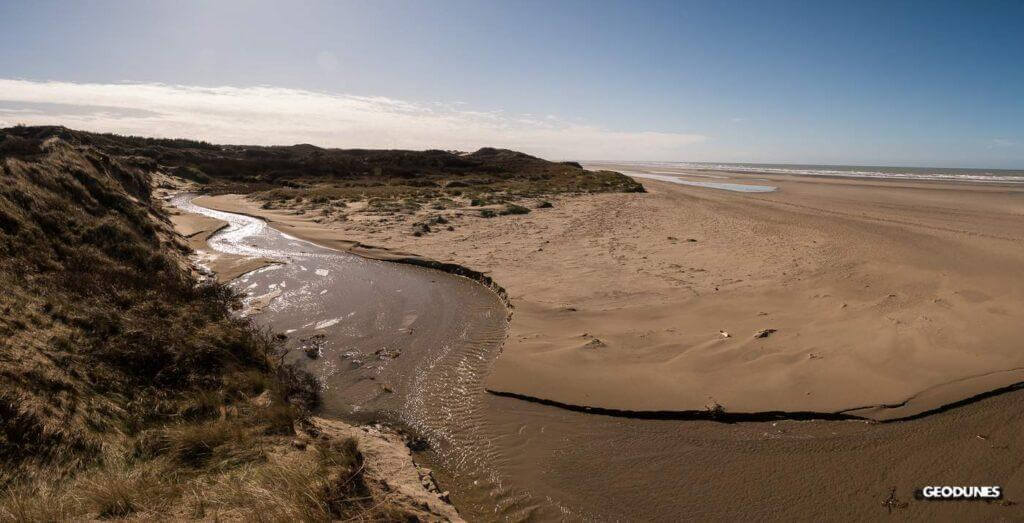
621, 171, 778, 192
173, 193, 504, 418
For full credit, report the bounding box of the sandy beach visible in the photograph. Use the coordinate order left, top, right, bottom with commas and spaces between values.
195, 168, 1024, 420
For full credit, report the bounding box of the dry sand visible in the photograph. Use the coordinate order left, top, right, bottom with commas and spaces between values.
194, 170, 1024, 420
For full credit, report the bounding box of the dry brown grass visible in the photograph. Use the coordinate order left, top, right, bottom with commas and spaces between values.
0, 430, 373, 521
0, 128, 397, 521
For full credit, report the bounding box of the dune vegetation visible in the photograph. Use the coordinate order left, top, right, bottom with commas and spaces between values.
3, 126, 642, 227
0, 128, 383, 520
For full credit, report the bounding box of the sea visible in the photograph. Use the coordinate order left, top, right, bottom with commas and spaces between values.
603, 162, 1024, 185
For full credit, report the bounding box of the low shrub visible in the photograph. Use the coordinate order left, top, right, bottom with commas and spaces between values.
500, 203, 531, 215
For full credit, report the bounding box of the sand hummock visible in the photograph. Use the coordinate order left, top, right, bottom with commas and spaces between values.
193, 169, 1024, 421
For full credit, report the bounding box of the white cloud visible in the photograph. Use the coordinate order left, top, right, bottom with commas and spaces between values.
989, 138, 1016, 148
0, 79, 706, 160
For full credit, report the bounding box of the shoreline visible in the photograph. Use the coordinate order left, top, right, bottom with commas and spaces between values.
191, 176, 1024, 422
587, 162, 1024, 187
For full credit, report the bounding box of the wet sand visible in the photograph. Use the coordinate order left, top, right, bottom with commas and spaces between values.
182, 191, 1024, 520
467, 389, 1024, 520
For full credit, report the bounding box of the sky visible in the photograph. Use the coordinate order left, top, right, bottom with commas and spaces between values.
1, 0, 1022, 168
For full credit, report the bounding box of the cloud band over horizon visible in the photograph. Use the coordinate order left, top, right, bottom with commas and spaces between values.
0, 79, 706, 160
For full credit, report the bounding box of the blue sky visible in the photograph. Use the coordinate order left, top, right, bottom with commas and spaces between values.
1, 0, 1022, 167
